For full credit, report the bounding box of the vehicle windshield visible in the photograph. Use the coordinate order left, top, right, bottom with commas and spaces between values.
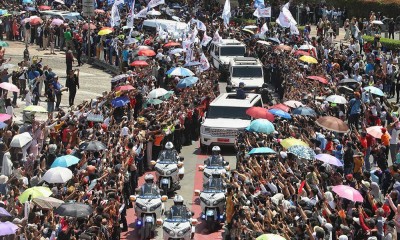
231, 67, 263, 78
166, 206, 189, 222
220, 46, 245, 56
207, 106, 250, 120
139, 184, 160, 198
209, 156, 224, 167
203, 178, 224, 193
158, 150, 178, 163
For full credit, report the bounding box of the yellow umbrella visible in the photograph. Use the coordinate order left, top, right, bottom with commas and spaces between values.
280, 138, 309, 149
98, 29, 113, 36
256, 234, 286, 240
242, 28, 254, 34
299, 55, 318, 64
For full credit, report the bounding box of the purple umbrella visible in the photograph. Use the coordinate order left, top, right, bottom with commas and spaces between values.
0, 207, 11, 217
51, 18, 64, 26
315, 154, 343, 167
0, 221, 18, 236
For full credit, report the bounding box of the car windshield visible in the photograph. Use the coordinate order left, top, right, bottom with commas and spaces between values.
220, 46, 245, 56
158, 150, 178, 163
166, 206, 188, 222
232, 67, 263, 78
207, 106, 250, 120
203, 178, 224, 193
139, 184, 160, 198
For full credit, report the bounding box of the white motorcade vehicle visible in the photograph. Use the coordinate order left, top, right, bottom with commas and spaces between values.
163, 196, 196, 240
210, 39, 246, 71
198, 146, 230, 182
226, 57, 265, 92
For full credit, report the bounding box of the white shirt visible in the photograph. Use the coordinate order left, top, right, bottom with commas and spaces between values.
1, 152, 12, 176
390, 129, 399, 145
5, 106, 13, 117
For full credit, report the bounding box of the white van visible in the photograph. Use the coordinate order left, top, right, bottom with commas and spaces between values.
226, 57, 264, 92
210, 39, 246, 71
200, 93, 263, 152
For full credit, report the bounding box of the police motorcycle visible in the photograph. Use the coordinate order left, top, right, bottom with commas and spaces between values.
151, 142, 185, 195
130, 174, 167, 240
194, 174, 226, 231
198, 146, 230, 182
163, 195, 197, 240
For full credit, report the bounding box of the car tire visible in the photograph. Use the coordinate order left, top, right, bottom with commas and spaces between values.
200, 142, 207, 153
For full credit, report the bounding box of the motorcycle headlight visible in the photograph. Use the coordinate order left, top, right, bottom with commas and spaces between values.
200, 196, 210, 205
177, 226, 191, 236
163, 226, 173, 235
166, 168, 178, 175
135, 202, 146, 210
213, 197, 225, 205
150, 202, 162, 211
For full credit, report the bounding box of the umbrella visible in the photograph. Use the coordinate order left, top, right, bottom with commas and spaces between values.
146, 98, 163, 105
177, 77, 198, 88
293, 50, 310, 56
169, 48, 186, 55
23, 105, 47, 112
111, 96, 130, 107
22, 0, 33, 3
244, 25, 258, 29
38, 5, 51, 10
0, 207, 11, 217
326, 95, 347, 104
269, 103, 290, 112
0, 222, 18, 236
83, 23, 96, 30
372, 20, 384, 25
18, 186, 52, 203
0, 122, 6, 129
166, 67, 195, 77
332, 185, 363, 202
111, 74, 128, 83
0, 41, 9, 47
299, 44, 315, 50
164, 42, 181, 48
55, 202, 93, 218
280, 138, 309, 149
364, 86, 384, 96
51, 155, 80, 168
42, 167, 73, 183
300, 55, 318, 64
51, 18, 64, 26
316, 116, 349, 133
283, 100, 303, 108
307, 75, 328, 84
54, 0, 65, 4
292, 107, 317, 116
10, 132, 32, 148
94, 9, 105, 14
32, 197, 64, 209
339, 78, 358, 84
148, 88, 168, 99
136, 45, 152, 50
138, 49, 156, 57
0, 82, 19, 93
246, 107, 275, 121
147, 9, 161, 16
98, 29, 113, 36
267, 37, 281, 44
115, 85, 135, 91
30, 17, 43, 26
246, 119, 275, 134
248, 147, 276, 155
287, 145, 316, 160
256, 40, 271, 45
124, 38, 138, 45
338, 86, 354, 94
184, 61, 202, 67
84, 140, 107, 151
160, 91, 174, 100
275, 45, 292, 51
315, 154, 343, 167
242, 28, 254, 34
366, 126, 388, 139
130, 60, 148, 67
268, 109, 291, 119
256, 234, 286, 240
0, 114, 12, 122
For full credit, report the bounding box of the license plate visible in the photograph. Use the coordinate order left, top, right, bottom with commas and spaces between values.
217, 138, 229, 143
145, 216, 153, 223
161, 178, 169, 184
206, 210, 215, 216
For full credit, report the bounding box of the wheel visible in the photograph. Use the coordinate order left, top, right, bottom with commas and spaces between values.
200, 142, 207, 153
162, 185, 169, 195
142, 223, 152, 240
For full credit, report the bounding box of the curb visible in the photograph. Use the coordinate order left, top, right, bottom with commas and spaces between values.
83, 56, 120, 75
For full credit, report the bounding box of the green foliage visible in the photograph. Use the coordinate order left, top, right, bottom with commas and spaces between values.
362, 35, 400, 50
232, 17, 257, 25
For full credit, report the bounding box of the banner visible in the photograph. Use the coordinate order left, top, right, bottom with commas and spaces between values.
135, 7, 148, 19
199, 53, 210, 72
253, 7, 271, 18
126, 0, 135, 28
201, 32, 212, 46
195, 20, 207, 31
147, 0, 165, 9
222, 0, 231, 27
190, 26, 198, 43
260, 23, 268, 35
110, 4, 120, 27
114, 0, 124, 6
290, 23, 299, 35
276, 3, 296, 28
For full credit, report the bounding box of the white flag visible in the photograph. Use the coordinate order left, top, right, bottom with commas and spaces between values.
110, 4, 120, 27
126, 0, 135, 28
212, 30, 223, 43
276, 3, 296, 28
222, 0, 231, 27
290, 23, 299, 35
199, 53, 210, 72
185, 48, 193, 63
114, 0, 124, 6
195, 20, 207, 31
201, 32, 212, 46
158, 25, 168, 38
260, 23, 268, 35
190, 27, 198, 43
147, 0, 165, 9
253, 7, 271, 18
182, 40, 192, 50
135, 7, 148, 19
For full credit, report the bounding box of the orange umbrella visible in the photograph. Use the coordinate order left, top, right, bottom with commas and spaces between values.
83, 23, 96, 30
100, 27, 114, 31
138, 49, 156, 57
38, 5, 51, 10
275, 45, 292, 51
293, 50, 310, 56
115, 85, 135, 91
130, 60, 149, 67
30, 17, 43, 26
269, 103, 290, 112
163, 42, 181, 48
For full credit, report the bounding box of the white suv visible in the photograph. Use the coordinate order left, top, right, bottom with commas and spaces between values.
210, 39, 246, 71
200, 93, 263, 152
226, 57, 264, 92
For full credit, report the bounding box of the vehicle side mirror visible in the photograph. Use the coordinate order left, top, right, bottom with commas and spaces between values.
198, 165, 205, 171
224, 161, 229, 166
179, 156, 184, 161
161, 195, 168, 202
194, 190, 200, 196
150, 160, 157, 166
129, 195, 137, 202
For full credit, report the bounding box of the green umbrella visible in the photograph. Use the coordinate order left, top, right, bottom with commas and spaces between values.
0, 41, 9, 47
146, 98, 163, 105
18, 187, 52, 203
256, 234, 286, 240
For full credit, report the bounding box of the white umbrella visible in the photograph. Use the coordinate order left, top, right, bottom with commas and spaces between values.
371, 20, 384, 25
326, 95, 347, 104
299, 44, 315, 50
148, 88, 168, 99
244, 25, 258, 29
10, 132, 32, 148
147, 9, 161, 16
169, 48, 186, 55
42, 167, 72, 183
54, 0, 65, 4
171, 16, 181, 22
257, 40, 271, 45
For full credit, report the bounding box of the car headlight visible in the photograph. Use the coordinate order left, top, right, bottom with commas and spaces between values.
150, 202, 162, 211
203, 127, 210, 134
166, 168, 178, 175
177, 226, 191, 236
213, 198, 225, 205
200, 196, 210, 205
136, 202, 146, 210
163, 226, 173, 235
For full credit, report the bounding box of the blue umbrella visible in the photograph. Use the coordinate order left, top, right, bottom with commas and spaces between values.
364, 86, 384, 97
0, 122, 7, 129
51, 155, 80, 168
287, 145, 316, 160
248, 147, 276, 155
246, 119, 275, 134
166, 67, 195, 77
22, 0, 33, 4
176, 77, 198, 89
111, 96, 130, 108
26, 7, 36, 11
183, 61, 201, 67
292, 107, 317, 116
268, 109, 291, 119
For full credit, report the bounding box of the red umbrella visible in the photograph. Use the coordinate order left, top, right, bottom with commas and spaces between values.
138, 49, 156, 57
307, 76, 328, 84
246, 107, 274, 121
38, 5, 51, 10
30, 17, 43, 26
115, 85, 135, 91
163, 42, 181, 48
293, 50, 310, 56
275, 45, 292, 51
130, 60, 149, 67
82, 23, 96, 30
269, 104, 290, 112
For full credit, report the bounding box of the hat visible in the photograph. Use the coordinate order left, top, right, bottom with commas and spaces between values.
339, 235, 348, 240
361, 180, 370, 189
381, 127, 387, 133
345, 174, 353, 180
340, 224, 351, 234
0, 175, 8, 184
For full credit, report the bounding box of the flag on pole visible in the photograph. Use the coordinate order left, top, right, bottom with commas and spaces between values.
212, 30, 223, 43
253, 0, 265, 9
110, 4, 121, 27
298, 180, 306, 195
222, 0, 231, 27
190, 26, 198, 43
276, 2, 297, 28
195, 20, 207, 31
147, 0, 165, 9
260, 23, 268, 35
135, 7, 148, 19
126, 0, 135, 28
201, 32, 212, 46
290, 23, 299, 35
253, 7, 271, 18
199, 53, 210, 72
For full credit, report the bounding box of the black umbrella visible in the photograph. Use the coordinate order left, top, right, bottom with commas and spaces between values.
84, 141, 107, 151
55, 203, 93, 218
267, 37, 281, 44
339, 78, 358, 84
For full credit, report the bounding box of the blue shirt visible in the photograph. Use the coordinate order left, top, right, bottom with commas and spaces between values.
27, 70, 39, 81
122, 49, 130, 62
365, 63, 374, 75
349, 98, 362, 115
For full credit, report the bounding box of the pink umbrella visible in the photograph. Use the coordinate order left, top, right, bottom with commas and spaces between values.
0, 82, 19, 93
51, 19, 64, 26
366, 126, 390, 139
0, 114, 12, 122
332, 185, 363, 202
315, 154, 343, 167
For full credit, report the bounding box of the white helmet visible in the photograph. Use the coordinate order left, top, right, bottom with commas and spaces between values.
165, 142, 174, 150
173, 195, 184, 204
144, 174, 154, 182
212, 146, 221, 152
